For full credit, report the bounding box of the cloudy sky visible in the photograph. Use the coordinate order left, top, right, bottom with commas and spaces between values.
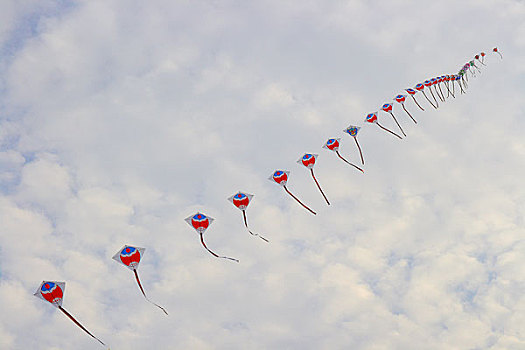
0, 0, 524, 349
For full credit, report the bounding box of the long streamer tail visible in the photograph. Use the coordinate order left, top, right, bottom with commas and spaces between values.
283, 186, 316, 215
421, 90, 437, 109
242, 210, 269, 242
445, 80, 455, 98
496, 51, 502, 59
335, 151, 364, 173
310, 169, 330, 205
452, 79, 455, 95
459, 80, 465, 94
388, 111, 406, 136
58, 306, 105, 346
354, 137, 365, 165
401, 104, 417, 124
437, 85, 446, 101
200, 233, 239, 262
410, 95, 425, 111
428, 87, 439, 107
376, 122, 403, 139
133, 269, 169, 315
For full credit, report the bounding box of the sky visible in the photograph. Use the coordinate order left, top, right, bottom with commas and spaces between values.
0, 0, 524, 349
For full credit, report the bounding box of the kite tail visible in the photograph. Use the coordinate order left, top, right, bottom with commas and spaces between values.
242, 210, 269, 242
58, 306, 105, 346
421, 90, 437, 109
496, 51, 503, 59
437, 85, 446, 101
458, 80, 465, 94
310, 169, 330, 205
200, 233, 239, 262
376, 122, 403, 140
410, 95, 425, 111
283, 186, 316, 215
428, 87, 439, 107
401, 104, 417, 124
354, 137, 365, 165
335, 151, 364, 173
452, 79, 455, 95
133, 269, 169, 315
445, 80, 455, 98
388, 111, 406, 136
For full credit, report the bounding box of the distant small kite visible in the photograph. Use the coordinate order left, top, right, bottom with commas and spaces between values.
112, 245, 169, 315
185, 212, 239, 262
228, 192, 268, 242
34, 281, 105, 346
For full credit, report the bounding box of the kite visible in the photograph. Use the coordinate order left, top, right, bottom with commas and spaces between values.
394, 94, 417, 124
424, 80, 439, 107
405, 88, 425, 111
436, 77, 446, 101
297, 153, 330, 205
430, 78, 444, 102
269, 170, 316, 215
475, 54, 486, 66
365, 112, 402, 139
492, 47, 502, 59
228, 192, 268, 242
415, 83, 437, 109
323, 138, 364, 172
443, 75, 455, 98
343, 125, 365, 165
112, 245, 169, 315
381, 103, 406, 137
185, 212, 239, 262
480, 51, 486, 64
34, 281, 105, 346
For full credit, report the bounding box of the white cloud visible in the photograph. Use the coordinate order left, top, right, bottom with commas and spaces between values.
0, 0, 524, 349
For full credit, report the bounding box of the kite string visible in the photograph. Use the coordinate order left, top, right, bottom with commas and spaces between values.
200, 233, 239, 262
58, 306, 105, 346
335, 151, 364, 173
283, 186, 316, 215
310, 168, 330, 205
242, 210, 269, 242
133, 269, 169, 315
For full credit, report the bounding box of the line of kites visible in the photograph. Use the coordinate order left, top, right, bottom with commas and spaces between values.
33, 48, 502, 347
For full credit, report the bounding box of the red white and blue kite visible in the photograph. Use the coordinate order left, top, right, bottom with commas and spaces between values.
297, 153, 330, 205
34, 281, 105, 346
228, 192, 268, 242
112, 245, 169, 315
365, 112, 403, 139
343, 125, 365, 165
269, 170, 316, 215
186, 212, 239, 262
323, 138, 364, 172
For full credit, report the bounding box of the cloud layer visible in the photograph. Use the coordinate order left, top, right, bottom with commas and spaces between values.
0, 0, 524, 349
